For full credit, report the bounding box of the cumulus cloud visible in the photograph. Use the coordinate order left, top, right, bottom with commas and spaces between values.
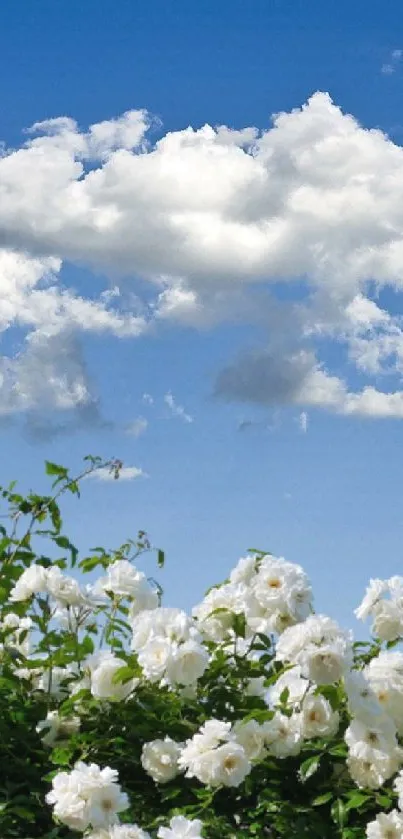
86, 465, 147, 482
5, 95, 403, 425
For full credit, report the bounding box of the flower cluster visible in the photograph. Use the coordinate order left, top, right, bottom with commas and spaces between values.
131, 607, 209, 687
193, 554, 313, 642
4, 464, 403, 839
356, 576, 403, 641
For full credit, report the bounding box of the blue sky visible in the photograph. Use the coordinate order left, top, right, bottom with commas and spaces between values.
1, 0, 403, 632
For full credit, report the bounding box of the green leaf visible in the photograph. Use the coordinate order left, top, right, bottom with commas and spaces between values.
331, 798, 346, 828
112, 665, 135, 685
300, 755, 321, 781
312, 792, 333, 806
345, 792, 371, 812
157, 549, 165, 568
45, 461, 68, 479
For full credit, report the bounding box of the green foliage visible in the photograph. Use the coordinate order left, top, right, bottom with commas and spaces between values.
0, 458, 398, 837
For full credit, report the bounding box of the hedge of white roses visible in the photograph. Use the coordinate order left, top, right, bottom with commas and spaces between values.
2, 459, 403, 838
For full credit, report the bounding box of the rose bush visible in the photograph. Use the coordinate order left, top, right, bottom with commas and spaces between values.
1, 458, 403, 838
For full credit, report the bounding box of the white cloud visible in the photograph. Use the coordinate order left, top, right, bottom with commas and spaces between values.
87, 465, 147, 482
0, 330, 91, 415
381, 49, 402, 74
299, 411, 309, 433
142, 393, 154, 405
5, 95, 403, 423
125, 416, 148, 437
164, 392, 193, 423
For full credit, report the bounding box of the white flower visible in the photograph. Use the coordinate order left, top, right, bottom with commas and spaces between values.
263, 712, 302, 757
178, 719, 250, 787
141, 738, 182, 783
36, 710, 80, 747
345, 717, 398, 755
229, 555, 257, 585
0, 612, 32, 655
86, 652, 136, 701
179, 720, 231, 767
131, 608, 197, 651
278, 614, 349, 656
269, 666, 309, 708
232, 719, 267, 761
372, 600, 403, 642
192, 584, 245, 643
137, 638, 173, 682
165, 640, 209, 686
46, 566, 84, 606
97, 560, 158, 614
276, 615, 352, 684
158, 815, 204, 839
184, 740, 251, 787
46, 762, 129, 831
365, 652, 403, 733
347, 743, 401, 789
253, 556, 312, 623
355, 579, 388, 621
300, 693, 339, 739
366, 810, 403, 839
88, 827, 151, 839
304, 638, 352, 684
344, 671, 385, 724
9, 564, 48, 601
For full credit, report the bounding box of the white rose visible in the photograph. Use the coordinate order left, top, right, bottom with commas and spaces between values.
98, 560, 159, 614
263, 711, 302, 758
345, 717, 398, 754
366, 810, 403, 839
347, 743, 401, 789
165, 640, 209, 686
158, 815, 204, 839
344, 671, 385, 724
355, 579, 388, 621
229, 555, 257, 585
141, 737, 181, 783
9, 564, 48, 601
88, 827, 151, 839
46, 763, 129, 831
89, 653, 136, 701
300, 693, 339, 739
232, 719, 267, 761
184, 741, 251, 787
137, 638, 173, 682
46, 566, 84, 606
269, 666, 309, 708
372, 600, 403, 642
302, 639, 351, 685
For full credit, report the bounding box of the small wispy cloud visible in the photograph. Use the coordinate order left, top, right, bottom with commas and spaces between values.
381, 49, 402, 75
299, 411, 309, 433
164, 391, 193, 423
87, 465, 147, 482
142, 393, 154, 405
125, 416, 148, 437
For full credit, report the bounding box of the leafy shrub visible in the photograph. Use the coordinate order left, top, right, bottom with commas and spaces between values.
0, 458, 402, 838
